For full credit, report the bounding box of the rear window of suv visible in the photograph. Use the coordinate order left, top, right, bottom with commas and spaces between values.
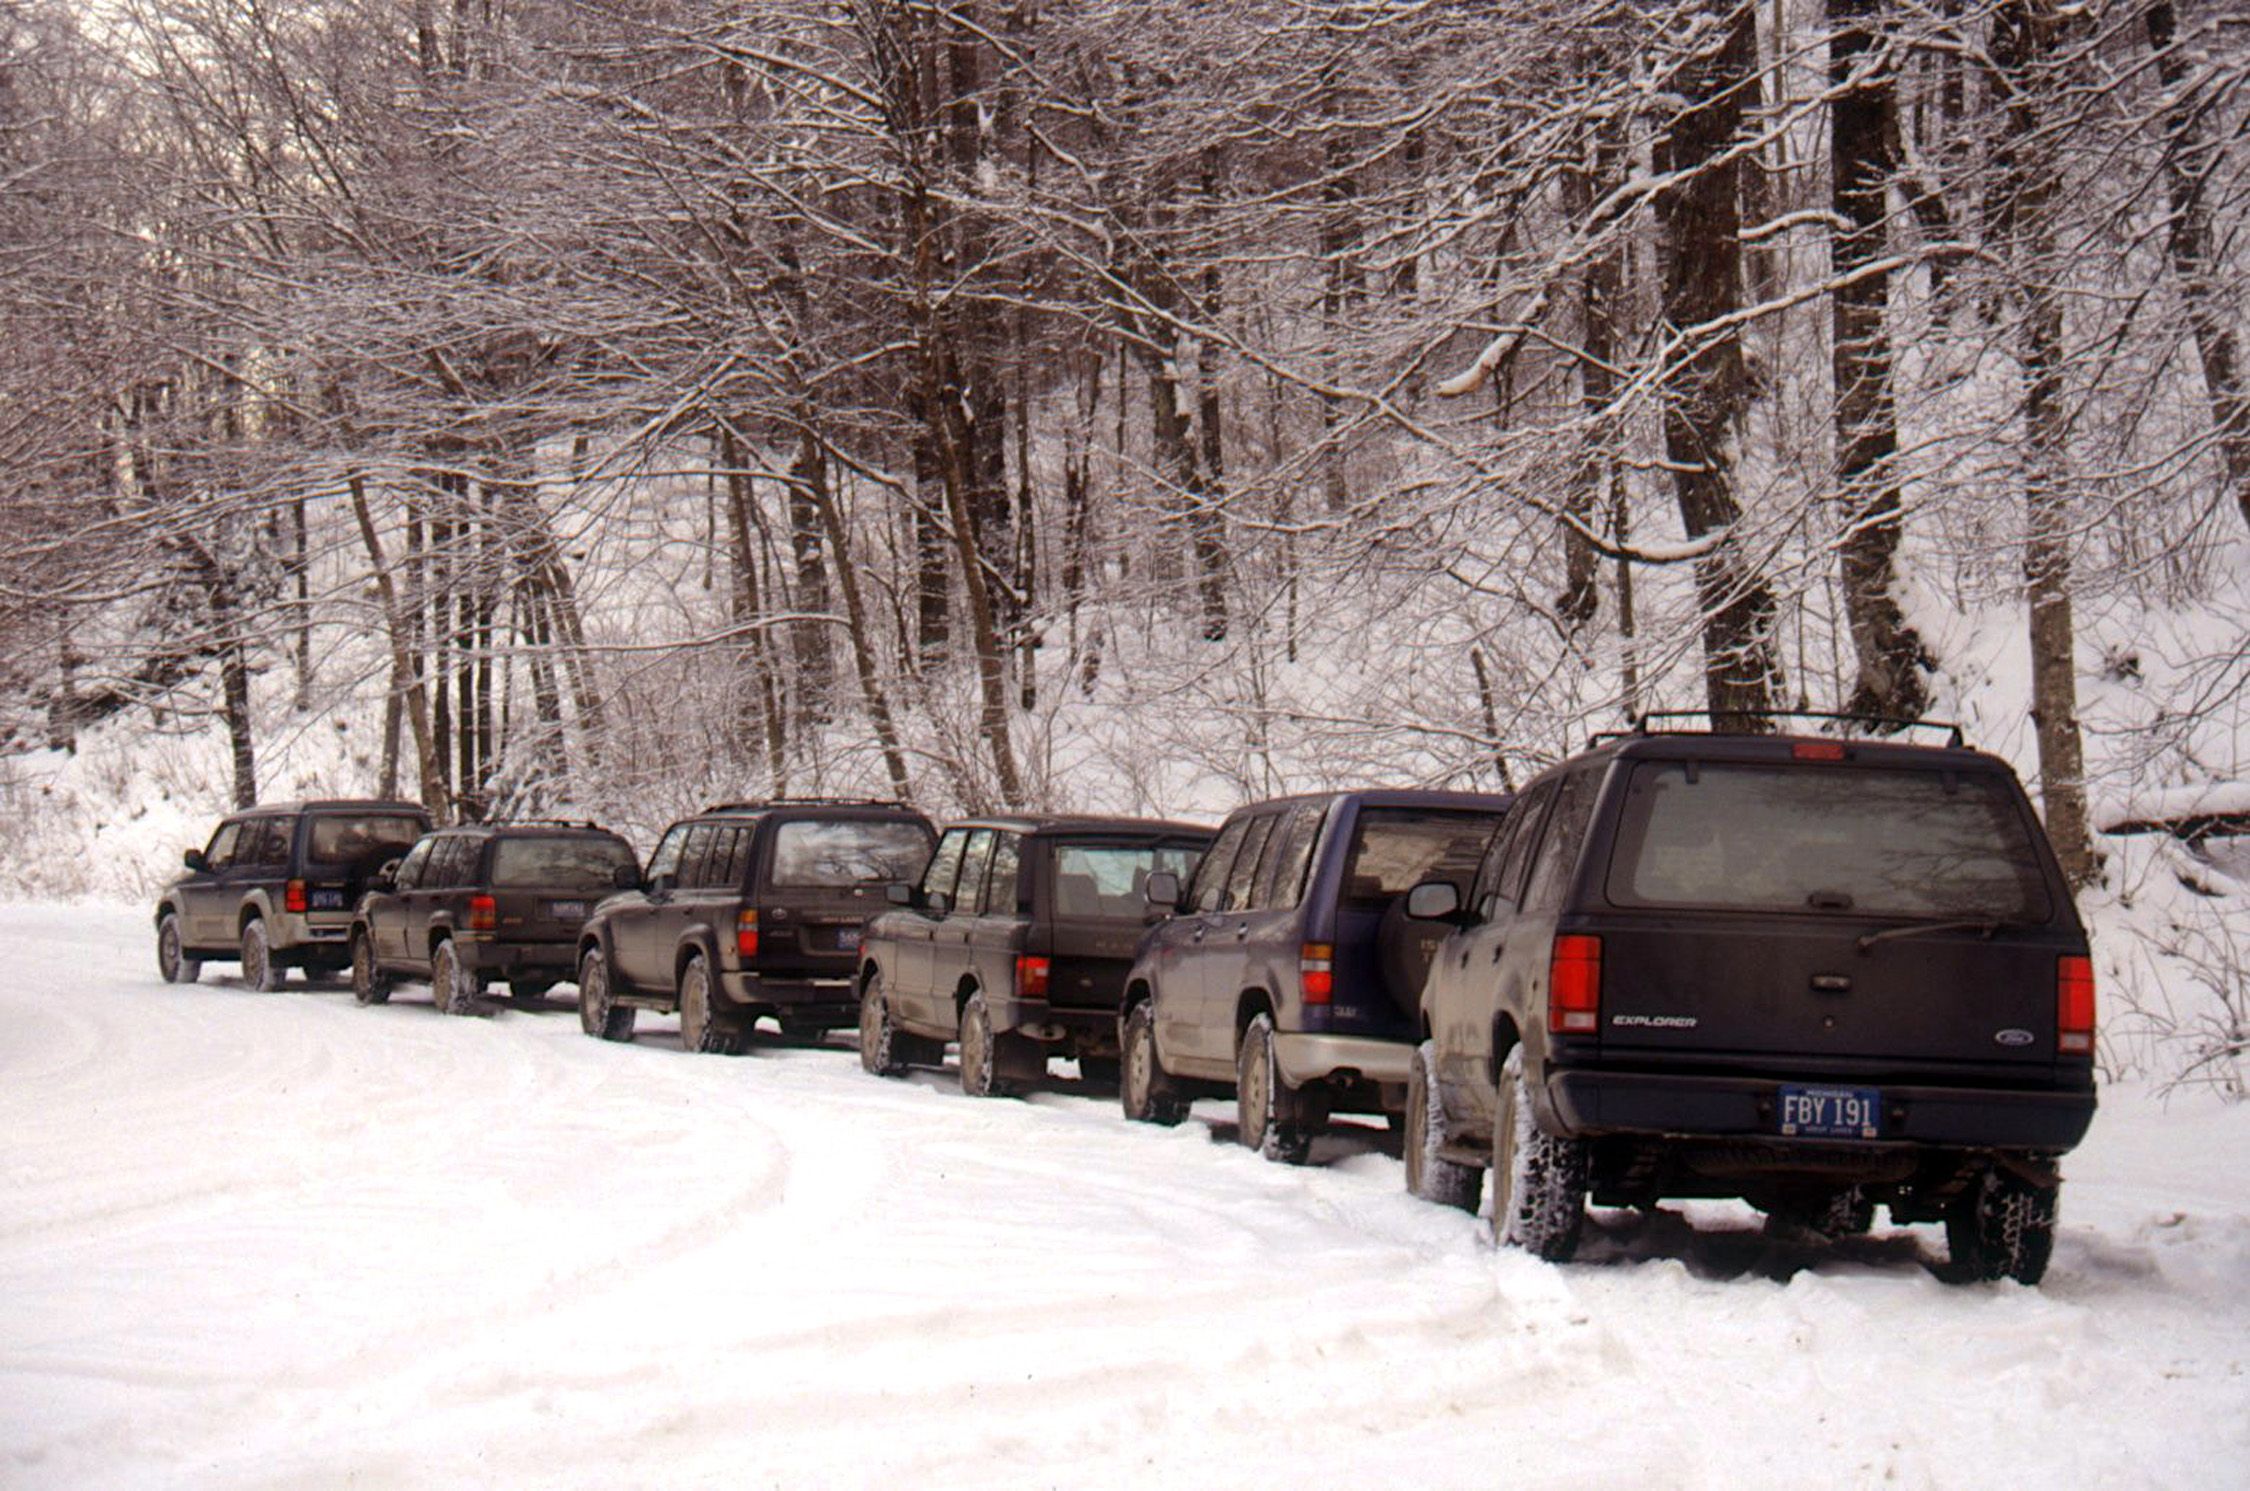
1340, 808, 1506, 908
769, 819, 933, 888
492, 836, 638, 889
1050, 841, 1203, 919
307, 815, 427, 865
1606, 761, 2053, 919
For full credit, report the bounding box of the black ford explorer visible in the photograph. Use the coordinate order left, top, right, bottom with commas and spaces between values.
1403, 717, 2097, 1284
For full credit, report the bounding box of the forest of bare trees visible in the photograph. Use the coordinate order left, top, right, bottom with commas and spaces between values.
3, 0, 2245, 883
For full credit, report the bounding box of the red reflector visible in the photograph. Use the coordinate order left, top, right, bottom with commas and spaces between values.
1548, 934, 1602, 1036
1016, 955, 1050, 1000
737, 909, 759, 960
2057, 954, 2096, 1055
284, 879, 307, 913
1300, 943, 1334, 1005
468, 894, 497, 932
1793, 741, 1847, 761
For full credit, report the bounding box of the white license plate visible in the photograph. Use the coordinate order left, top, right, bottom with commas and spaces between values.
549, 900, 587, 920
1778, 1085, 1882, 1140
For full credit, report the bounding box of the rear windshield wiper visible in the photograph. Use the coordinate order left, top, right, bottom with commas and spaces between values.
1855, 918, 2020, 953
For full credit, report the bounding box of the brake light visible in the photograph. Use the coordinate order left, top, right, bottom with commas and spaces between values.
1016, 955, 1050, 1000
284, 879, 308, 913
1300, 943, 1334, 1005
2057, 954, 2096, 1055
737, 909, 759, 960
1793, 741, 1846, 761
1548, 934, 1602, 1035
468, 894, 497, 932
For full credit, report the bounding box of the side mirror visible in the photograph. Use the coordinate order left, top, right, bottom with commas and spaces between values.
1144, 870, 1182, 912
613, 863, 643, 891
1406, 880, 1464, 923
925, 889, 952, 918
371, 858, 401, 893
183, 849, 209, 873
886, 881, 915, 907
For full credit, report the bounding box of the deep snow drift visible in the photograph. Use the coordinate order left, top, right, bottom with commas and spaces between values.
3, 905, 2246, 1490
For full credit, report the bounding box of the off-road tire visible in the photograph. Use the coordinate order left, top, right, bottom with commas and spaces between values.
1946, 1168, 2058, 1285
1491, 1045, 1588, 1261
679, 954, 746, 1055
577, 946, 635, 1042
240, 919, 282, 992
1237, 1013, 1321, 1166
858, 972, 909, 1077
350, 930, 393, 1006
1405, 1040, 1484, 1213
431, 939, 483, 1016
1121, 1000, 1189, 1126
157, 912, 201, 985
958, 992, 1018, 1098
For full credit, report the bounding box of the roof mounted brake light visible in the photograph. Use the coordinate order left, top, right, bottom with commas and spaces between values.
1792, 741, 1847, 761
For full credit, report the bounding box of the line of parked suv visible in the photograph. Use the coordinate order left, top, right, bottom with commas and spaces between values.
154, 715, 2099, 1285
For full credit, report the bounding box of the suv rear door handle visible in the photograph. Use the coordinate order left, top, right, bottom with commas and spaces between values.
1489, 942, 1506, 964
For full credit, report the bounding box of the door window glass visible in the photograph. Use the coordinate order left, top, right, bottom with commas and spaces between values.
983, 834, 1022, 915
921, 829, 970, 902
1524, 771, 1599, 914
705, 827, 744, 889
393, 839, 435, 891
203, 821, 244, 870
676, 824, 717, 889
954, 830, 998, 916
242, 819, 288, 866
1489, 782, 1554, 912
1190, 817, 1250, 913
1221, 815, 1277, 912
1256, 803, 1325, 911
645, 824, 690, 882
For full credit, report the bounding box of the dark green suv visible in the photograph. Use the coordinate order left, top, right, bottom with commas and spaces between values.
156, 800, 432, 990
350, 822, 640, 1015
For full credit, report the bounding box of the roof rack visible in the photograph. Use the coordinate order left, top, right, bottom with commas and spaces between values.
1591, 709, 1966, 749
702, 796, 911, 813
490, 817, 609, 832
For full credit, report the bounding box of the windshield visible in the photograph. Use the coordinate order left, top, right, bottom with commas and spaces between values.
1606, 762, 2053, 919
491, 836, 638, 889
307, 815, 427, 866
1049, 841, 1204, 919
769, 819, 932, 888
1340, 809, 1506, 908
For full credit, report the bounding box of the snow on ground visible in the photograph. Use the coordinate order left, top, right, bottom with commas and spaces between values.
3, 906, 2246, 1491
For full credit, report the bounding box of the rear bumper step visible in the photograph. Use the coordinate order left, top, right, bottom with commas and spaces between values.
1271, 1032, 1413, 1089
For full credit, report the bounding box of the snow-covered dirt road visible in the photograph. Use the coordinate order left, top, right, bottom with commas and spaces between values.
3, 905, 2244, 1490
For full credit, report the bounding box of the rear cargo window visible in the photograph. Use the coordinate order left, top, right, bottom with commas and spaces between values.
492, 837, 639, 889
770, 819, 933, 888
1607, 762, 2053, 919
1339, 809, 1507, 909
308, 815, 426, 866
1051, 842, 1204, 920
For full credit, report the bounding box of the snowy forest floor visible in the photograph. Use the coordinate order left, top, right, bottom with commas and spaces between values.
3, 905, 2246, 1490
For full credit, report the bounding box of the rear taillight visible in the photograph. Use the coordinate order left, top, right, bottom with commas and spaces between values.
737, 909, 759, 960
284, 879, 308, 913
1300, 943, 1334, 1005
1016, 955, 1050, 1000
1548, 934, 1602, 1035
467, 894, 497, 932
1792, 741, 1846, 761
2058, 954, 2096, 1055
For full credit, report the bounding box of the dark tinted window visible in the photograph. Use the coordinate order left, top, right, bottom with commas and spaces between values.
1191, 817, 1251, 913
707, 827, 745, 888
983, 834, 1022, 915
1339, 807, 1506, 909
921, 829, 970, 900
492, 836, 640, 889
645, 824, 690, 882
676, 824, 717, 889
1523, 771, 1599, 914
433, 836, 481, 889
393, 838, 435, 891
1050, 840, 1204, 919
955, 830, 998, 914
771, 819, 932, 888
1222, 815, 1277, 912
1487, 782, 1553, 911
307, 815, 426, 866
204, 821, 244, 870
1257, 802, 1326, 911
1606, 762, 2054, 919
242, 819, 289, 866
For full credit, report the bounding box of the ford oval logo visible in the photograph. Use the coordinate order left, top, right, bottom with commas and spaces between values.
1995, 1028, 2035, 1048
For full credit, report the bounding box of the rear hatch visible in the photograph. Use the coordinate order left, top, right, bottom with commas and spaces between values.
301, 811, 429, 925
755, 813, 935, 976
1331, 804, 1510, 1037
1591, 753, 2075, 1072
489, 834, 639, 942
1040, 836, 1206, 1010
